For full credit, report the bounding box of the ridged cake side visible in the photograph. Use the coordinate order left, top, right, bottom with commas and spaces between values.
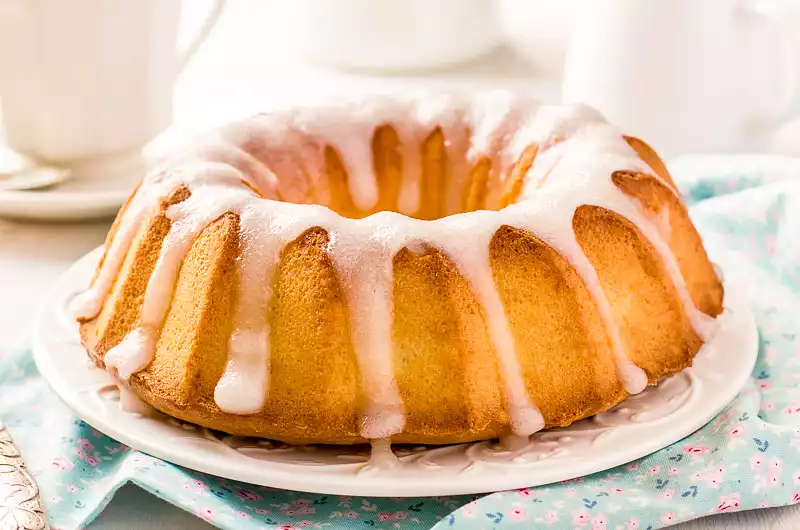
78, 104, 723, 446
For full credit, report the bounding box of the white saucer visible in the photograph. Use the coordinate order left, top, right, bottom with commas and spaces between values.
33, 247, 758, 497
0, 153, 142, 221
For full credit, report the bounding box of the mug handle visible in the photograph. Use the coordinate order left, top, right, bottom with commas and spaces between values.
740, 0, 800, 127
177, 0, 227, 72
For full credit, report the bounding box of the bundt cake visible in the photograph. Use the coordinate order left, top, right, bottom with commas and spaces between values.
73, 92, 723, 462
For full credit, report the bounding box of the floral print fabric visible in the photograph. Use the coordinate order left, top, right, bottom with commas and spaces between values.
1, 154, 799, 529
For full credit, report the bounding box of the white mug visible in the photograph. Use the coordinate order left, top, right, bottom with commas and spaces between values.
281, 0, 501, 72
561, 0, 800, 155
0, 0, 225, 167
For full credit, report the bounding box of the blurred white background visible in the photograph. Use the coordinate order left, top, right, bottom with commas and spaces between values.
1, 1, 800, 528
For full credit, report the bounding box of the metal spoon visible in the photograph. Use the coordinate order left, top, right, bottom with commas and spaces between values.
0, 421, 47, 529
0, 147, 70, 192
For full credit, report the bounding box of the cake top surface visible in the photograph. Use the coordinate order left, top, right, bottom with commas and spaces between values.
152, 91, 674, 219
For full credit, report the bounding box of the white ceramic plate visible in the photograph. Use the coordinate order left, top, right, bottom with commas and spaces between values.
0, 160, 140, 221
33, 247, 758, 497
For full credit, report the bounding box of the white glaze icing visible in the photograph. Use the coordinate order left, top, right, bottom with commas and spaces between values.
367, 438, 401, 470
214, 205, 274, 414
655, 205, 672, 241
71, 189, 156, 320
73, 92, 720, 454
118, 384, 155, 415
95, 383, 156, 416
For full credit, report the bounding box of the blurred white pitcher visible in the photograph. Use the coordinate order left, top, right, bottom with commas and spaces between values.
0, 0, 224, 168
562, 0, 800, 155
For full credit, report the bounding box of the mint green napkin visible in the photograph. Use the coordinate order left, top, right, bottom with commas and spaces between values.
1, 154, 799, 529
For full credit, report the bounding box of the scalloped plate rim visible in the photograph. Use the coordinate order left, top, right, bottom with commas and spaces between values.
32, 246, 758, 496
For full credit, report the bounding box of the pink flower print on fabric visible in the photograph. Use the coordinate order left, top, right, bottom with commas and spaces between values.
591, 513, 608, 529
237, 489, 262, 502
377, 511, 406, 522
573, 509, 590, 526
196, 507, 215, 522
705, 466, 725, 489
729, 424, 745, 438
283, 499, 316, 516
507, 506, 527, 521
684, 445, 708, 455
717, 493, 741, 512
50, 457, 72, 471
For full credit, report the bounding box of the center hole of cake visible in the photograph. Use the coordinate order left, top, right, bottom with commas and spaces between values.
323, 126, 507, 221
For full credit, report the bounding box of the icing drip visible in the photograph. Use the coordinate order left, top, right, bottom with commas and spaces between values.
118, 384, 155, 415
104, 327, 156, 381
70, 188, 156, 320
404, 95, 470, 215
327, 215, 406, 439
293, 99, 409, 213
105, 178, 253, 382
611, 197, 716, 341
655, 206, 672, 241
214, 205, 275, 414
367, 438, 400, 469
498, 433, 533, 452
416, 214, 545, 435
76, 93, 721, 456
544, 230, 649, 394
462, 266, 545, 435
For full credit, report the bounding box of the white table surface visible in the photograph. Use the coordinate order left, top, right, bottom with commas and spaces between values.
1, 1, 799, 528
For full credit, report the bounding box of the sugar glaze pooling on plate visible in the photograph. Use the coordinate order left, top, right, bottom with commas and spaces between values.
69, 92, 719, 464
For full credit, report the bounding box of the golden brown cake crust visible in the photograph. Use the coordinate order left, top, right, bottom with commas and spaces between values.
78, 104, 723, 446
